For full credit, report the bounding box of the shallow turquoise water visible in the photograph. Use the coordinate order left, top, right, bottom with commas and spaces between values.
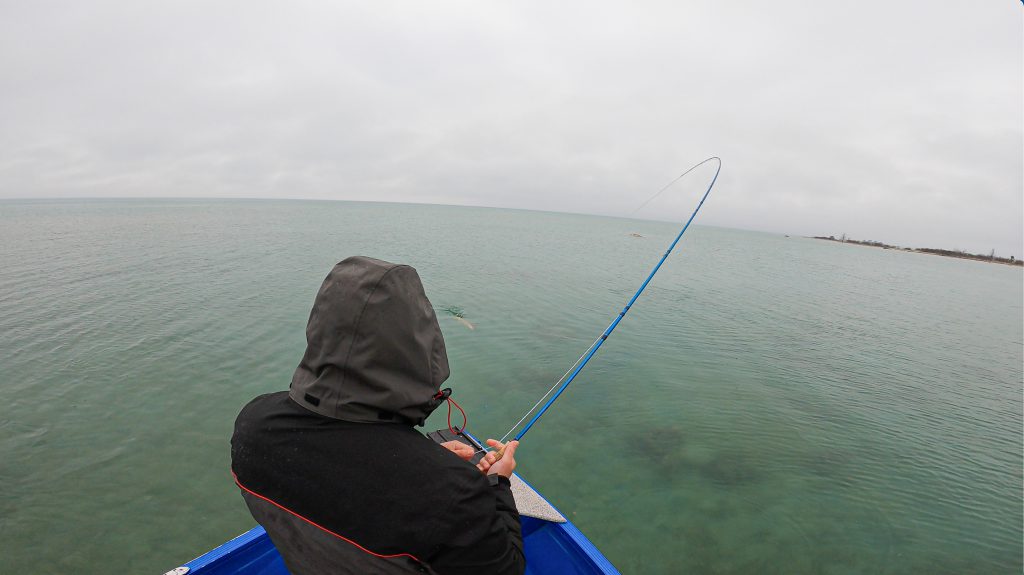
1, 199, 1021, 573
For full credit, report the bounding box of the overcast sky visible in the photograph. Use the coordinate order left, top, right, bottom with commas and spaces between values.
1, 1, 1021, 255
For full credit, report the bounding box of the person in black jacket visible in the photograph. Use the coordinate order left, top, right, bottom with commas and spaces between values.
231, 256, 524, 575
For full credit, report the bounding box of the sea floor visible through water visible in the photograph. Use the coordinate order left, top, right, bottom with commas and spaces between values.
1, 199, 1021, 574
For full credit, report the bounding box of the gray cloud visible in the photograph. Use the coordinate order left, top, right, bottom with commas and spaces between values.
1, 0, 1020, 254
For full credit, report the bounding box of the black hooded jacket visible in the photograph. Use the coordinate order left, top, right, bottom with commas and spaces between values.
231, 257, 525, 574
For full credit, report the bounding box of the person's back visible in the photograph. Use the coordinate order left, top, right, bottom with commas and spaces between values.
230, 257, 524, 575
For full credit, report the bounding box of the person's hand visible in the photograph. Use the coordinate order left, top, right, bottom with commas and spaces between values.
475, 446, 499, 475
440, 440, 475, 461
484, 439, 519, 478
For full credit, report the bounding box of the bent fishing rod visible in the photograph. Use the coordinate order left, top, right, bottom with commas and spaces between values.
487, 157, 722, 460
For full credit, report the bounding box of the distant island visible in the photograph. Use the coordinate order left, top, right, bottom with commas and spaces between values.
811, 235, 1022, 267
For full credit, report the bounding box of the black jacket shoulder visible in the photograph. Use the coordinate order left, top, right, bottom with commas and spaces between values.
231, 391, 524, 574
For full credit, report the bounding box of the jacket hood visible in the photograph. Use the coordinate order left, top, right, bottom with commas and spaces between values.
289, 256, 450, 425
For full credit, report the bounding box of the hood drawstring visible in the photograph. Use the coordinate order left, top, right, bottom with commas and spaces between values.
433, 388, 467, 435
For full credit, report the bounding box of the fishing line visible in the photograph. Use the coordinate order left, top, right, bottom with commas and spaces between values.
485, 157, 722, 450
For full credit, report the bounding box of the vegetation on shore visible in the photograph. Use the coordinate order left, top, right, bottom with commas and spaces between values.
811, 235, 1023, 266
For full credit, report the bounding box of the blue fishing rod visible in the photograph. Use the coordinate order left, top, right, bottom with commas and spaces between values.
491, 157, 722, 455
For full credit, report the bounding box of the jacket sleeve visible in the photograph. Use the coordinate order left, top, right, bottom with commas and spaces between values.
427, 475, 525, 575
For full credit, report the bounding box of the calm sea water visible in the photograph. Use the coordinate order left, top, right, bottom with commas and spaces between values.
1, 199, 1021, 574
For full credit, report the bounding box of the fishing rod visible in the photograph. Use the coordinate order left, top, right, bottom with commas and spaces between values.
487, 157, 722, 458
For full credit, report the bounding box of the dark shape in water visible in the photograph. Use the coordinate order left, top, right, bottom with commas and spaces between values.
698, 454, 763, 487
439, 305, 474, 330
630, 425, 764, 487
441, 305, 465, 318
631, 425, 688, 475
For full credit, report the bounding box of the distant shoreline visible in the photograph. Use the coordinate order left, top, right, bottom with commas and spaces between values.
810, 236, 1023, 267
